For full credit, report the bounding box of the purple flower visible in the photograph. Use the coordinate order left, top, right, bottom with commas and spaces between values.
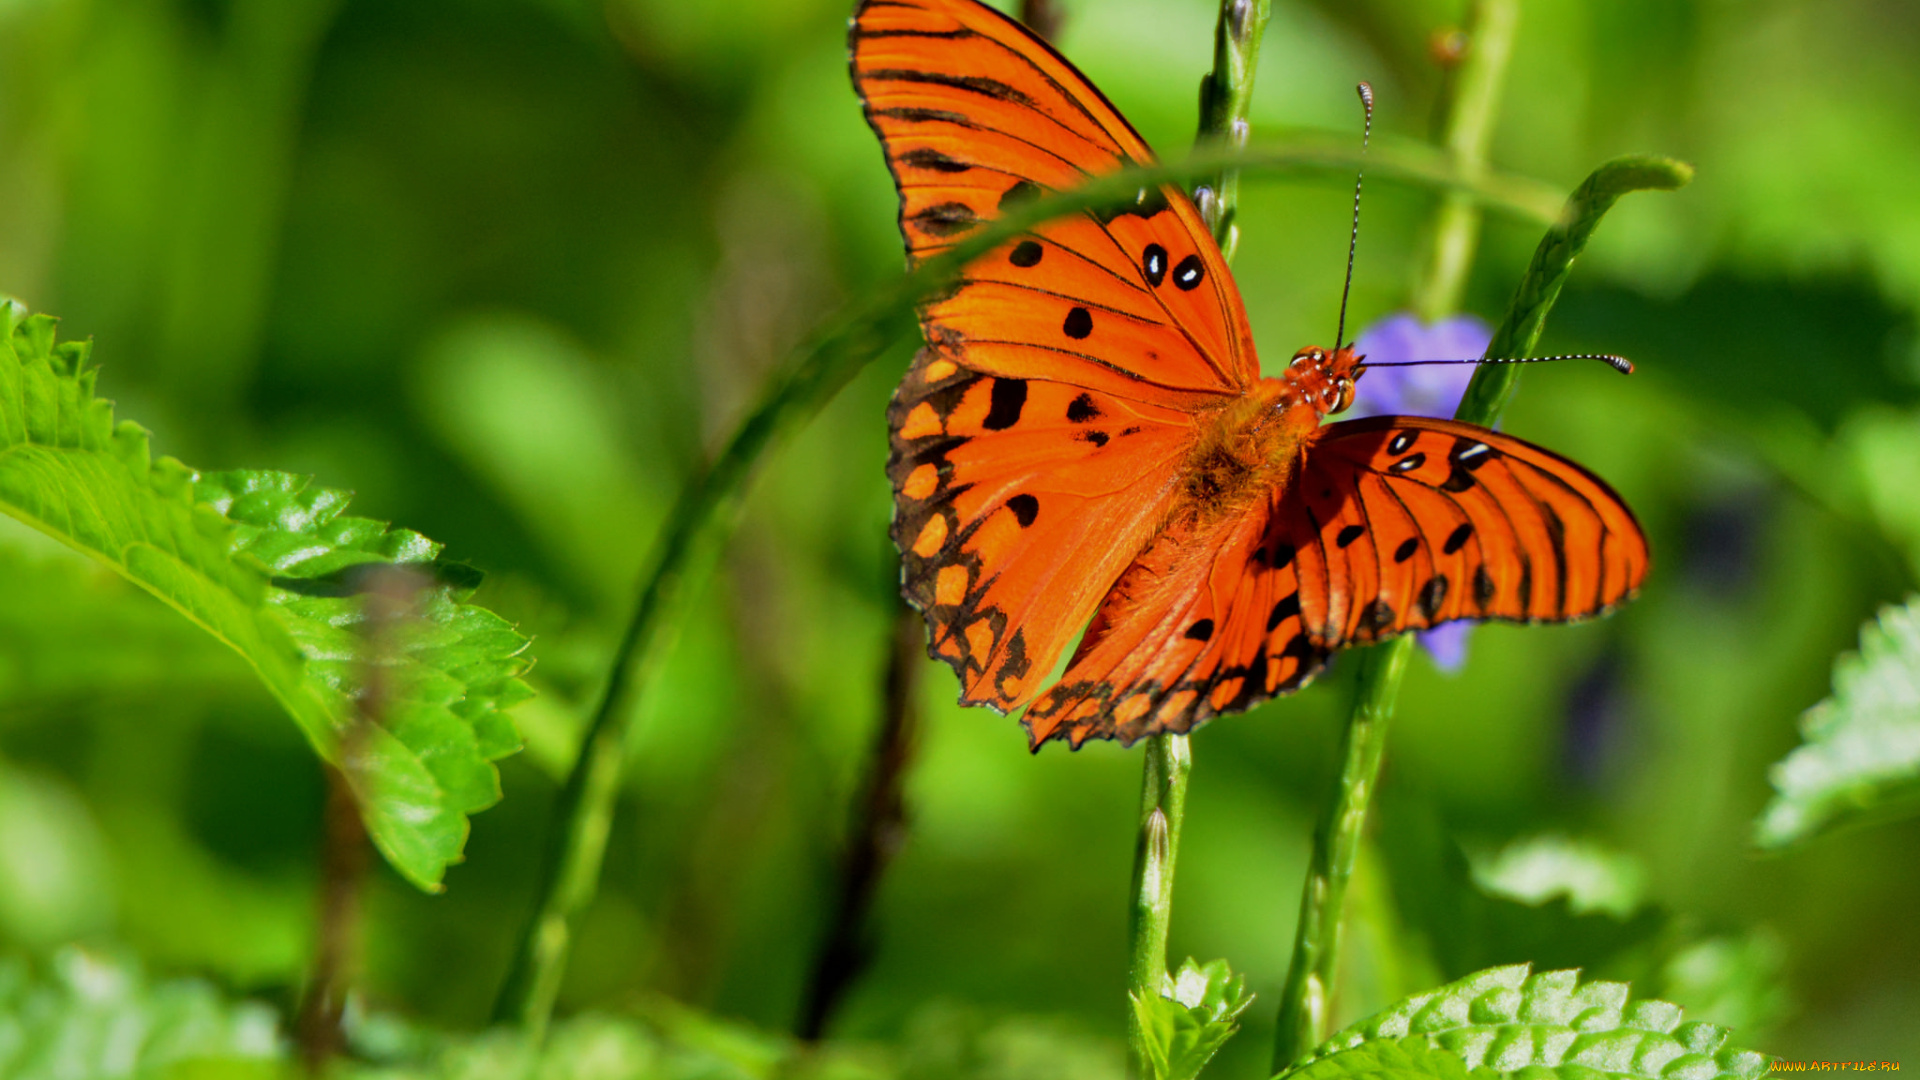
1345, 313, 1492, 673
1347, 313, 1490, 420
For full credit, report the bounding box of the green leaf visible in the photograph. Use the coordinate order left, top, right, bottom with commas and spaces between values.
1468, 834, 1647, 919
1131, 958, 1254, 1080
1754, 595, 1920, 848
0, 303, 531, 890
1280, 965, 1771, 1080
0, 948, 282, 1079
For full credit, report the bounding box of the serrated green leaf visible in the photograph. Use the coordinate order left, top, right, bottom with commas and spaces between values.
1283, 1036, 1482, 1080
1282, 966, 1772, 1080
1754, 595, 1920, 848
0, 304, 531, 890
1132, 958, 1254, 1080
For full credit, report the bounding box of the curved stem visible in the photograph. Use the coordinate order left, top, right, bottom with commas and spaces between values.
1273, 5, 1518, 1066
1268, 149, 1692, 1074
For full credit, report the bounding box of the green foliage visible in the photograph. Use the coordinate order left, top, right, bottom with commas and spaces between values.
1754, 595, 1920, 848
0, 304, 530, 891
1130, 958, 1254, 1080
1468, 834, 1646, 919
0, 949, 281, 1079
1281, 966, 1770, 1080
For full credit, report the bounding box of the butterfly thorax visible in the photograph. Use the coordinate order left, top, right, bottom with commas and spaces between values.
1176, 344, 1365, 527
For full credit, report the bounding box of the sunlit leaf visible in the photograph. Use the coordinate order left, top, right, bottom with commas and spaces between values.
1131, 957, 1254, 1080
1279, 965, 1771, 1080
1754, 595, 1920, 849
0, 305, 531, 890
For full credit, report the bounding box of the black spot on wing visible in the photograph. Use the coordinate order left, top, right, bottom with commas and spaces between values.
1543, 502, 1568, 616
864, 68, 1039, 108
898, 147, 973, 173
1142, 244, 1167, 286
1336, 524, 1365, 548
1067, 393, 1100, 422
1089, 185, 1171, 224
1270, 543, 1296, 571
1063, 306, 1093, 340
1394, 537, 1419, 563
1473, 565, 1496, 609
1417, 574, 1449, 620
1009, 240, 1043, 267
1185, 619, 1214, 641
1007, 493, 1039, 527
983, 378, 1028, 430
1173, 254, 1205, 291
1267, 592, 1301, 631
999, 179, 1042, 213
1280, 633, 1316, 659
1361, 600, 1395, 634
1443, 523, 1474, 555
874, 106, 973, 126
912, 202, 979, 237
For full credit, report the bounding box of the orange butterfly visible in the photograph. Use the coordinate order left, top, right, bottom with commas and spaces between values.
851, 0, 1648, 748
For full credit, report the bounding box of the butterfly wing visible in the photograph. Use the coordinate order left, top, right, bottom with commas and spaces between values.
856, 0, 1270, 709
1026, 416, 1649, 746
890, 348, 1192, 711
852, 0, 1259, 405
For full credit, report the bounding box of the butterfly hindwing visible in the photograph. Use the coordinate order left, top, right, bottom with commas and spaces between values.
851, 0, 1259, 406
1024, 503, 1331, 747
1024, 416, 1648, 746
1294, 416, 1648, 641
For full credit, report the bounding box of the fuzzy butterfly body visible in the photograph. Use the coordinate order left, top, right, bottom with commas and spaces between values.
854, 0, 1649, 748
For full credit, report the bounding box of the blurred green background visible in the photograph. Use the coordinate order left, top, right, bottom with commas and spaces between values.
2, 0, 1918, 1070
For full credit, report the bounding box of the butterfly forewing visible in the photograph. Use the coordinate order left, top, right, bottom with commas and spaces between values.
858, 0, 1266, 704
889, 349, 1193, 711
851, 0, 1258, 403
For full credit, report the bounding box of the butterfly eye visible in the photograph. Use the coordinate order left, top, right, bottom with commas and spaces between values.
1332, 377, 1355, 413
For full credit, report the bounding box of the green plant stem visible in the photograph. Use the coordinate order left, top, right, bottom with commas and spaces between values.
1126, 4, 1273, 1074
1269, 639, 1408, 1068
1268, 154, 1691, 1075
1412, 0, 1518, 321
1195, 0, 1273, 258
1271, 14, 1516, 1066
1126, 734, 1191, 1000
490, 133, 1594, 1042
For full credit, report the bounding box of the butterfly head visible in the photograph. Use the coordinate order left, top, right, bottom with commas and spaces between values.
1285, 345, 1364, 417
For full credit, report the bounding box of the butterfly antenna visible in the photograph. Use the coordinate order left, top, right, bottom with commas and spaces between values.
1333, 82, 1373, 353
1364, 353, 1637, 375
